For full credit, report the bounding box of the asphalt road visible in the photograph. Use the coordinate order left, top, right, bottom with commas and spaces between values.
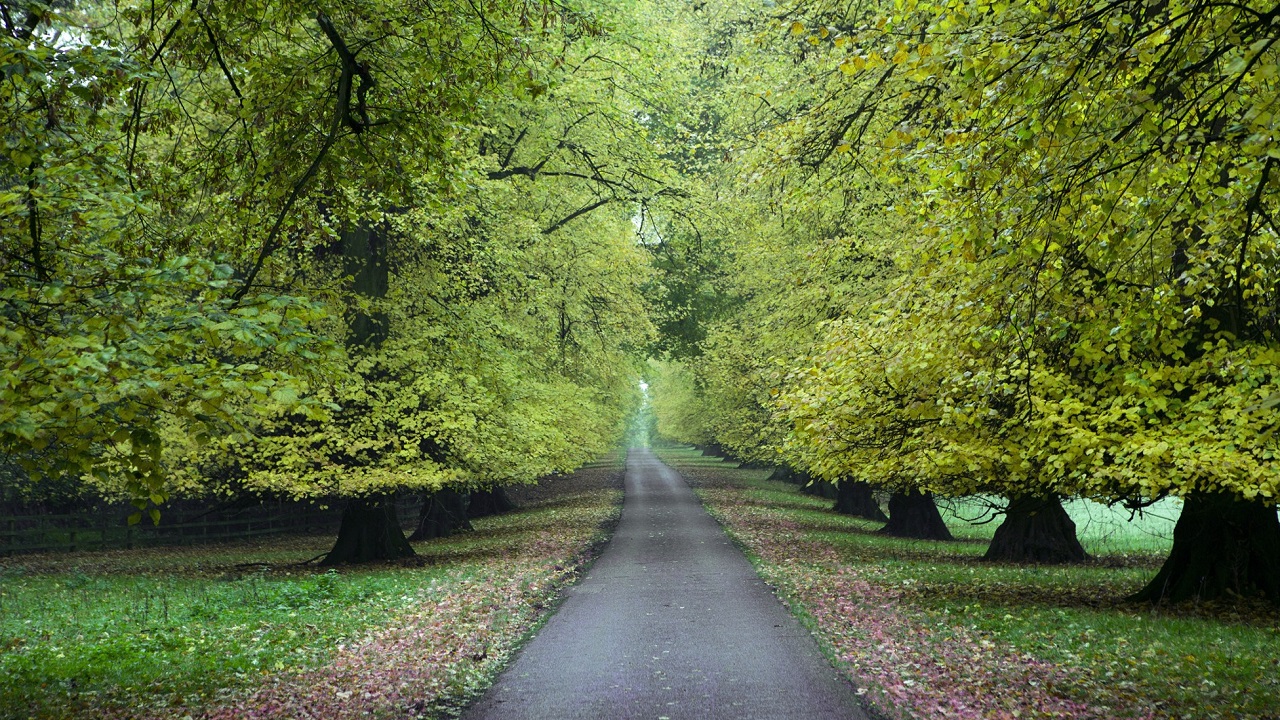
462, 447, 870, 720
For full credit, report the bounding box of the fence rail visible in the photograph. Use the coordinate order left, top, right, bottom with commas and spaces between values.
1, 496, 421, 556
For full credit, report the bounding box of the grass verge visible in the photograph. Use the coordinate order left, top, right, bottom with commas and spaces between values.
654, 446, 1280, 720
0, 463, 624, 720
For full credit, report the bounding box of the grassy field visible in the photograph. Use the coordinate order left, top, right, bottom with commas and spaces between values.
0, 460, 624, 720
654, 445, 1280, 720
938, 495, 1179, 557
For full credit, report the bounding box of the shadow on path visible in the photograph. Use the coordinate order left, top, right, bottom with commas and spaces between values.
462, 448, 870, 720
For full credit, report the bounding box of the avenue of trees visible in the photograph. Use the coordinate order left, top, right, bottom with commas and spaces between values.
5, 0, 1280, 605
649, 0, 1280, 605
0, 0, 697, 561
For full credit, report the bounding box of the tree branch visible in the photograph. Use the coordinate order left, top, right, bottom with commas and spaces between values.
2, 2, 41, 40
232, 11, 367, 303
198, 11, 243, 103
542, 196, 615, 235
316, 10, 375, 134
25, 160, 45, 282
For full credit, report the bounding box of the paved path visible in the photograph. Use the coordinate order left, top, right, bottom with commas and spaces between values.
463, 448, 869, 720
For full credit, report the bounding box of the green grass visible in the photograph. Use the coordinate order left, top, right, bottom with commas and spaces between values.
654, 444, 1179, 554
0, 467, 624, 720
938, 494, 1179, 555
655, 445, 1280, 720
578, 447, 628, 469
0, 541, 441, 716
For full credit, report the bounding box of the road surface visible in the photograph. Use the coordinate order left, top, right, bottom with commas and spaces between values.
462, 447, 870, 720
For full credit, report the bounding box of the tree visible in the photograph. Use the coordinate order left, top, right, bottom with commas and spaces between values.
984, 496, 1086, 564
2, 0, 661, 559
323, 220, 417, 563
774, 0, 1280, 599
1, 2, 341, 520
639, 1, 927, 531
648, 359, 715, 447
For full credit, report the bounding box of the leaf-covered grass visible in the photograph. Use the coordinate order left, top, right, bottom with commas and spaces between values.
0, 464, 624, 720
654, 447, 1280, 720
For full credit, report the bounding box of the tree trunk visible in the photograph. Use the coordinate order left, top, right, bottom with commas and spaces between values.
768, 466, 807, 485
343, 225, 388, 349
697, 443, 728, 458
802, 479, 838, 500
878, 490, 953, 540
1131, 492, 1280, 605
322, 496, 415, 564
833, 479, 888, 521
468, 486, 515, 519
984, 495, 1087, 564
321, 223, 405, 566
408, 488, 472, 541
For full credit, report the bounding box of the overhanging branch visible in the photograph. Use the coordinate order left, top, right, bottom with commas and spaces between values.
542, 197, 615, 235
233, 11, 369, 303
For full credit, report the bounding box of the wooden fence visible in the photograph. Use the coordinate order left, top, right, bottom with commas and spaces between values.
0, 496, 422, 556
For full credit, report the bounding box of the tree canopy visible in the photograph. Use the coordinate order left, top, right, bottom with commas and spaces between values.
1, 0, 678, 524
645, 0, 1280, 603
6, 0, 1280, 599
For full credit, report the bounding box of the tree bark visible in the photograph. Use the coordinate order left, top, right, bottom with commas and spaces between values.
468, 486, 515, 519
878, 490, 953, 540
409, 488, 473, 541
833, 479, 888, 521
342, 224, 388, 349
320, 224, 404, 564
1131, 492, 1280, 605
768, 466, 806, 485
802, 479, 838, 499
984, 495, 1087, 564
697, 443, 728, 458
322, 496, 415, 564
